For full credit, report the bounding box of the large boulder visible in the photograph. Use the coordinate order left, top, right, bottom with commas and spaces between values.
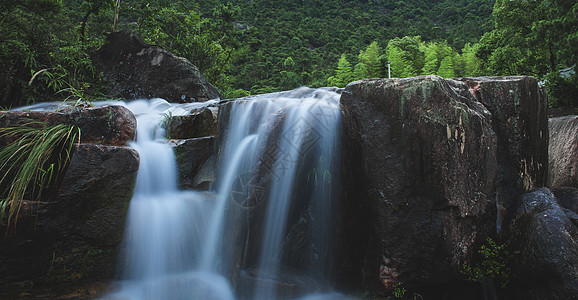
504, 188, 578, 300
0, 144, 138, 297
337, 76, 549, 298
338, 76, 498, 297
548, 115, 578, 188
92, 31, 221, 103
0, 105, 136, 146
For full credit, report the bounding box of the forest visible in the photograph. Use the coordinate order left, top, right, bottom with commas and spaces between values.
1, 0, 576, 108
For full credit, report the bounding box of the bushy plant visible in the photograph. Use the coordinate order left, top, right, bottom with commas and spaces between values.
461, 238, 515, 288
0, 121, 80, 227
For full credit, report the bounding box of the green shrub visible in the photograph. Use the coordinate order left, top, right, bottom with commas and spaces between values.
0, 121, 80, 227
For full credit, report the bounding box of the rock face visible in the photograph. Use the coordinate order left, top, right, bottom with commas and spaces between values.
504, 188, 578, 300
337, 76, 549, 298
92, 30, 221, 103
0, 107, 139, 298
456, 77, 549, 215
548, 115, 578, 188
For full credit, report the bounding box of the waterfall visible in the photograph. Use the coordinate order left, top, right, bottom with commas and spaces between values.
105, 87, 344, 300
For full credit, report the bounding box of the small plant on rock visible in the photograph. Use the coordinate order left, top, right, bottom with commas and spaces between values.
0, 121, 80, 227
461, 237, 515, 288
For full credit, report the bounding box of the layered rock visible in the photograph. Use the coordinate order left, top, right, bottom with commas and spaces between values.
337, 76, 549, 298
92, 31, 220, 103
548, 115, 578, 188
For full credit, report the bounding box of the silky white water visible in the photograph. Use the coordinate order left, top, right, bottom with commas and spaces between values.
98, 88, 344, 300
12, 89, 348, 299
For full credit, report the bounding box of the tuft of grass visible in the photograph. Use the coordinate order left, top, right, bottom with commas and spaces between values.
0, 121, 80, 227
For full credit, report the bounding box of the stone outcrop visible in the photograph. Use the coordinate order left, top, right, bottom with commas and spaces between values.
166, 107, 216, 139
171, 136, 216, 190
337, 76, 549, 298
504, 188, 578, 300
0, 106, 139, 298
0, 105, 136, 146
92, 31, 221, 103
548, 115, 578, 188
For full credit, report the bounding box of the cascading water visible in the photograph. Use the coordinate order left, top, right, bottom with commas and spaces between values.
104, 87, 345, 300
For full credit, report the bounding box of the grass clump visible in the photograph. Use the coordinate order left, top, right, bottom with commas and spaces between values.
0, 121, 80, 227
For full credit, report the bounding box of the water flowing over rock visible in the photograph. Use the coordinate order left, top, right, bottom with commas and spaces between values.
548, 115, 578, 188
92, 30, 221, 103
337, 75, 549, 298
503, 188, 578, 300
1, 77, 572, 300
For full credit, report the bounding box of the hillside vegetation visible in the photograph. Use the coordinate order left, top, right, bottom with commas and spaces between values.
1, 0, 576, 108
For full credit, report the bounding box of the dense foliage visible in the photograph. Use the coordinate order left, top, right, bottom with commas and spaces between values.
1, 0, 576, 107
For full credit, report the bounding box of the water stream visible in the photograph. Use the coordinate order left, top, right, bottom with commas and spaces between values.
69, 88, 342, 300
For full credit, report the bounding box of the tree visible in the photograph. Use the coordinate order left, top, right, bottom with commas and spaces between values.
477, 0, 578, 106
353, 62, 369, 81
327, 54, 354, 87
421, 42, 439, 75
386, 43, 418, 78
358, 41, 383, 78
438, 56, 456, 78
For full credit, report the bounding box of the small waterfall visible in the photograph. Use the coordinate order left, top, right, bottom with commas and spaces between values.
105, 99, 234, 300
106, 88, 344, 300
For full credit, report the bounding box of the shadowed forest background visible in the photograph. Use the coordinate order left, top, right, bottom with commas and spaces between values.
1, 0, 576, 108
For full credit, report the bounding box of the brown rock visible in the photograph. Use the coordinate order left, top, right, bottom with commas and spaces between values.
0, 105, 136, 146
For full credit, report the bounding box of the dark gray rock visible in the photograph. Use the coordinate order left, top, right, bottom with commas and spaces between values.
166, 107, 216, 139
0, 144, 138, 294
338, 76, 499, 296
171, 136, 216, 190
504, 188, 578, 300
92, 31, 220, 103
548, 115, 578, 188
455, 77, 549, 214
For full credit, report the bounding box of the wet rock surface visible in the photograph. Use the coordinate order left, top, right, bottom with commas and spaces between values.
92, 31, 220, 103
455, 76, 549, 214
166, 107, 216, 139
